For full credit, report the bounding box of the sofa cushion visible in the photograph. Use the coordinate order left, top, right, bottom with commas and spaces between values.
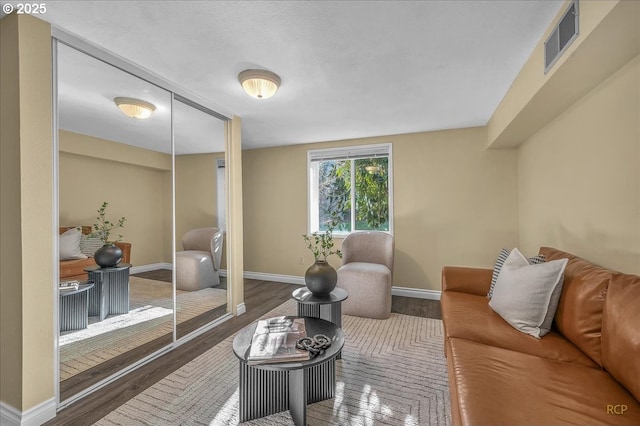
602, 272, 640, 401
487, 247, 545, 298
441, 291, 597, 368
59, 227, 87, 261
489, 248, 567, 338
448, 337, 640, 425
59, 257, 97, 279
540, 247, 611, 367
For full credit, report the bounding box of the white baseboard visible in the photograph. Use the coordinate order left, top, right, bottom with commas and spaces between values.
0, 398, 56, 426
128, 267, 441, 301
236, 302, 246, 315
243, 271, 441, 300
130, 262, 172, 274
129, 264, 226, 276
243, 271, 305, 286
392, 286, 441, 300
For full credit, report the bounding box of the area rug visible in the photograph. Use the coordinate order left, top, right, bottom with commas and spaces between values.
60, 277, 227, 381
95, 299, 451, 426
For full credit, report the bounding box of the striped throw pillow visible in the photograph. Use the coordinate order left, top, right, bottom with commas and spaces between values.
80, 235, 104, 257
487, 248, 545, 298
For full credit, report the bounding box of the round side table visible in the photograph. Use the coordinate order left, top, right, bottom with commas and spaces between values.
291, 287, 348, 327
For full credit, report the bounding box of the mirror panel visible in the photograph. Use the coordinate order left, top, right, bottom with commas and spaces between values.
57, 43, 173, 398
173, 98, 228, 339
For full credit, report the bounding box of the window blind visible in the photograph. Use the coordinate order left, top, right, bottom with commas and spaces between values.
308, 143, 390, 162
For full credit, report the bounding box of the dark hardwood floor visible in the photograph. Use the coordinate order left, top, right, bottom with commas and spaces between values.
46, 279, 441, 425
59, 271, 228, 400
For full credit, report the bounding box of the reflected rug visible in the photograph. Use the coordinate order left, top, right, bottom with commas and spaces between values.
95, 299, 451, 426
60, 277, 227, 381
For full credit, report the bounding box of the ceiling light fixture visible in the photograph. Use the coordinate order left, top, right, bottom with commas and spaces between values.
238, 69, 281, 99
114, 97, 156, 119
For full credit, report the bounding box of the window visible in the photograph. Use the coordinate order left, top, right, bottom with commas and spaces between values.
216, 158, 226, 231
308, 143, 392, 235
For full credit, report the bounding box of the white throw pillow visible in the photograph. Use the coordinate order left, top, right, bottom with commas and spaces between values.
59, 227, 88, 261
489, 248, 568, 338
487, 248, 546, 299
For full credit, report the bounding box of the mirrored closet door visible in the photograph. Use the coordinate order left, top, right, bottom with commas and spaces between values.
173, 98, 228, 339
57, 43, 174, 400
55, 37, 233, 403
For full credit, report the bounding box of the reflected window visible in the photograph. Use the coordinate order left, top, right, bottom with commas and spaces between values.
217, 158, 226, 232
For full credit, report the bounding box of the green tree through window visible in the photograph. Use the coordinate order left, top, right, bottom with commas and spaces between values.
310, 144, 391, 234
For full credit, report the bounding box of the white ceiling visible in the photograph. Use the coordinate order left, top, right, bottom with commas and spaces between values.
58, 43, 226, 155
39, 0, 565, 151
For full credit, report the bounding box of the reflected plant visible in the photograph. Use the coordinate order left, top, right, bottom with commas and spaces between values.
90, 201, 126, 244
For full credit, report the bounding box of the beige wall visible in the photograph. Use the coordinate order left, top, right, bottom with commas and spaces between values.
175, 152, 228, 268
59, 130, 173, 265
175, 154, 220, 246
487, 0, 639, 148
243, 127, 519, 291
0, 13, 54, 411
518, 55, 640, 274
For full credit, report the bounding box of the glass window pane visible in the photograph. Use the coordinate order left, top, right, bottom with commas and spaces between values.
318, 160, 350, 232
354, 157, 389, 231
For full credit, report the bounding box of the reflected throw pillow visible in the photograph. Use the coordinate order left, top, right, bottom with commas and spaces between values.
487, 248, 545, 298
59, 227, 88, 260
80, 235, 104, 257
488, 248, 568, 338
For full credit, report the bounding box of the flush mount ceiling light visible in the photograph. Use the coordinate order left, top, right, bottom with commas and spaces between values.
238, 69, 281, 99
114, 97, 156, 119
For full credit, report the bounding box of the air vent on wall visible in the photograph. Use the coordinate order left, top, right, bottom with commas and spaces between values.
544, 0, 579, 73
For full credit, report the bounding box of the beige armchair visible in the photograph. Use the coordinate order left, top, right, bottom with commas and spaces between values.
176, 227, 223, 291
337, 231, 394, 319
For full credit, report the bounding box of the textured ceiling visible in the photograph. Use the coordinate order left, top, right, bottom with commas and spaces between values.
38, 0, 564, 150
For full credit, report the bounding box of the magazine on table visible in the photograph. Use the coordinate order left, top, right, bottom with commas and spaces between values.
247, 317, 310, 364
59, 280, 80, 291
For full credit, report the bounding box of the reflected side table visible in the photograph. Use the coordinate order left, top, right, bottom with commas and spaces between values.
85, 263, 131, 321
59, 282, 94, 332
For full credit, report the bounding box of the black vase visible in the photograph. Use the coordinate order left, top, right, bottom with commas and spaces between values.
94, 244, 123, 268
304, 260, 337, 296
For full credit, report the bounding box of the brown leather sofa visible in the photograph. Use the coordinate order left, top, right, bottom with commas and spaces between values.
441, 247, 640, 425
60, 226, 131, 280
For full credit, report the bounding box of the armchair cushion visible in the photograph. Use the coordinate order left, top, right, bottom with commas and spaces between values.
337, 231, 394, 319
176, 227, 223, 291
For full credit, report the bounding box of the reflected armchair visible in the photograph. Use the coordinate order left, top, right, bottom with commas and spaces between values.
176, 227, 223, 291
337, 231, 394, 319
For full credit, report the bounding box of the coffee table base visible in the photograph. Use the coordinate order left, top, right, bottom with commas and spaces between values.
238, 358, 336, 425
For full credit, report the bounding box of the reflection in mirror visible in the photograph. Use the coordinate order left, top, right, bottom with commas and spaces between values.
173, 98, 228, 339
57, 43, 173, 400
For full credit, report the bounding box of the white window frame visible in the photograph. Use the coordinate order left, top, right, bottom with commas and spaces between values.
307, 143, 393, 236
216, 158, 226, 232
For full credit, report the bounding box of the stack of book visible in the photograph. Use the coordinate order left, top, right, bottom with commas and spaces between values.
247, 317, 310, 364
59, 280, 80, 291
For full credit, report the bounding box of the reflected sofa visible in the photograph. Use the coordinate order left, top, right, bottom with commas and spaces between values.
441, 247, 640, 425
59, 226, 131, 281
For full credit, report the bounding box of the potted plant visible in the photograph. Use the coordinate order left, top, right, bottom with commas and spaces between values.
302, 217, 342, 296
91, 201, 127, 268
